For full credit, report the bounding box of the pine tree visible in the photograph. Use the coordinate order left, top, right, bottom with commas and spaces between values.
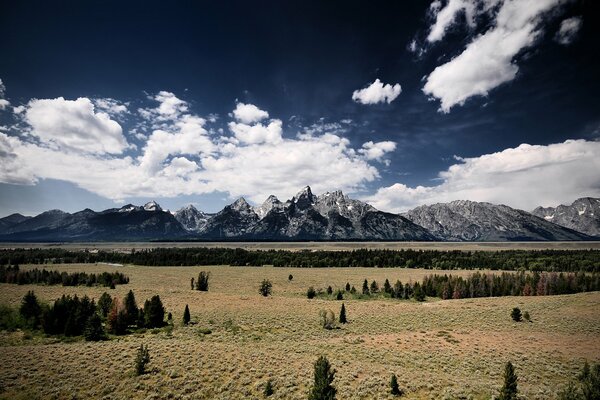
288, 274, 293, 281
498, 361, 518, 400
307, 286, 316, 299
144, 295, 165, 328
362, 279, 370, 295
339, 303, 347, 324
84, 313, 106, 341
390, 374, 402, 396
345, 282, 350, 292
183, 304, 190, 325
384, 279, 392, 294
19, 290, 41, 328
124, 290, 138, 326
370, 280, 379, 294
308, 355, 336, 400
336, 291, 343, 300
327, 286, 333, 295
190, 277, 195, 290
134, 344, 150, 375
98, 292, 113, 318
107, 298, 128, 335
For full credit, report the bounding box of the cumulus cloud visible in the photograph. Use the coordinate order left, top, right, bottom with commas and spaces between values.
364, 139, 600, 212
232, 102, 269, 124
422, 0, 568, 112
93, 98, 128, 116
23, 97, 128, 154
358, 141, 397, 161
555, 16, 582, 45
0, 79, 10, 110
352, 79, 402, 105
0, 91, 393, 204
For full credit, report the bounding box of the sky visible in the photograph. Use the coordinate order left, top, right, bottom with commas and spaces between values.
0, 0, 599, 216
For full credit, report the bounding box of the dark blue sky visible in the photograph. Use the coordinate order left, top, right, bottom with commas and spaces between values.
0, 0, 599, 215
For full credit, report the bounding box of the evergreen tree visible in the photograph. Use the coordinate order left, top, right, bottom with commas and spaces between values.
107, 298, 128, 334
190, 277, 195, 290
350, 286, 356, 294
362, 279, 370, 295
124, 290, 138, 326
499, 361, 518, 400
308, 355, 336, 400
84, 313, 106, 341
98, 292, 113, 318
307, 286, 316, 299
384, 279, 392, 294
339, 303, 347, 324
134, 344, 150, 375
196, 271, 209, 291
511, 307, 522, 322
183, 304, 190, 325
370, 280, 379, 294
345, 282, 350, 292
413, 283, 426, 302
327, 286, 333, 295
144, 295, 165, 328
523, 311, 531, 322
336, 291, 343, 300
390, 374, 402, 396
288, 274, 293, 281
19, 290, 41, 328
263, 379, 274, 397
259, 280, 273, 297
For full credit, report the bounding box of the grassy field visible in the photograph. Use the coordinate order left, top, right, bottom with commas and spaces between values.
0, 264, 599, 399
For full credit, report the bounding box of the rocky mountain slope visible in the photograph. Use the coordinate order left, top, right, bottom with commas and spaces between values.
532, 197, 600, 238
402, 200, 591, 241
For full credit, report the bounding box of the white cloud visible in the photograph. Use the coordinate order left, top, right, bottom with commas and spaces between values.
232, 102, 269, 124
427, 0, 479, 43
422, 0, 568, 112
352, 79, 402, 105
0, 79, 9, 110
24, 97, 128, 154
93, 98, 128, 116
358, 141, 397, 161
0, 92, 391, 204
555, 16, 582, 45
364, 139, 600, 212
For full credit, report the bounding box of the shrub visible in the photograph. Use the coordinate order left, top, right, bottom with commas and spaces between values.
499, 361, 518, 400
144, 295, 165, 328
264, 379, 274, 397
307, 286, 317, 299
84, 313, 106, 341
196, 271, 210, 291
390, 373, 402, 396
288, 274, 293, 281
259, 279, 273, 297
19, 291, 41, 328
183, 304, 190, 325
134, 344, 150, 376
308, 355, 336, 400
0, 305, 25, 331
319, 310, 336, 330
511, 307, 522, 322
339, 304, 347, 324
523, 311, 531, 322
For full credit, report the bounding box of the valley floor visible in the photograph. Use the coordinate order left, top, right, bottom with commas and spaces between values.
0, 264, 599, 399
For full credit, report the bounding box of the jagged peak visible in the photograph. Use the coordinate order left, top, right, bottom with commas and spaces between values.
264, 194, 281, 203
230, 197, 252, 210
143, 201, 162, 211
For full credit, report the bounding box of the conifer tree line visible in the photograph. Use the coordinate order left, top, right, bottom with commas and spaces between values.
422, 271, 600, 299
0, 265, 128, 287
11, 289, 167, 339
1, 248, 599, 272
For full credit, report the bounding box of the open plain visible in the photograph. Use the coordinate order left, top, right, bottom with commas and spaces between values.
0, 263, 598, 399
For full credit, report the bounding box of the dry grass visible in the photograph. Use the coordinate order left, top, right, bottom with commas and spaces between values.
0, 263, 599, 399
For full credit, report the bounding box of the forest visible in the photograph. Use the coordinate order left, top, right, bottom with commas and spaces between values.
0, 248, 599, 272
0, 265, 129, 287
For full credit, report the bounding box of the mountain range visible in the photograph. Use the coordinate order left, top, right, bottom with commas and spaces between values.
0, 187, 597, 242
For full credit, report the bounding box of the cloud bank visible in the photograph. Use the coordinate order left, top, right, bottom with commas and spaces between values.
365, 139, 600, 212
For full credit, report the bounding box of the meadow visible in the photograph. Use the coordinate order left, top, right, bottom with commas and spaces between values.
0, 263, 598, 399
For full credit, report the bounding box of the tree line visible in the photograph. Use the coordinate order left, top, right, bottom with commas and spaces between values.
0, 264, 129, 287
1, 248, 600, 272
7, 289, 167, 340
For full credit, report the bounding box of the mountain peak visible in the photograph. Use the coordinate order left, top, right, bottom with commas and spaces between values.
143, 201, 162, 211
231, 197, 252, 211
255, 195, 282, 219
